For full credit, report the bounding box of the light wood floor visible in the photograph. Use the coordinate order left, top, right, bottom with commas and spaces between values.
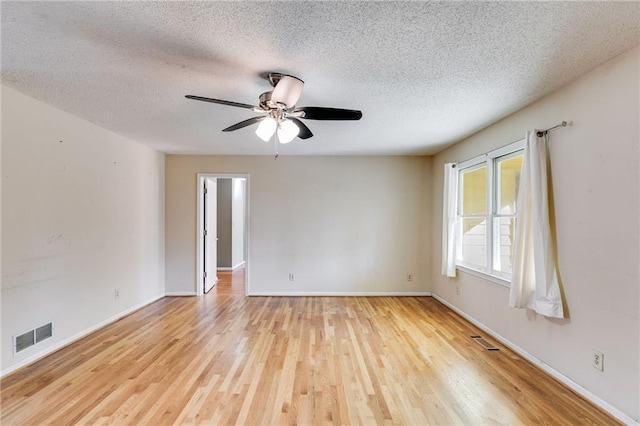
1, 280, 618, 424
213, 267, 246, 296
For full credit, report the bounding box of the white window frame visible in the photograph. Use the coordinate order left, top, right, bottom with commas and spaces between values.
455, 139, 524, 284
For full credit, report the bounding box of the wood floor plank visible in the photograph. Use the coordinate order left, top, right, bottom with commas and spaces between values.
1, 281, 621, 425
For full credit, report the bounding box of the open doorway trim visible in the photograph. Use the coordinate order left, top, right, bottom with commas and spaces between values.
196, 173, 250, 296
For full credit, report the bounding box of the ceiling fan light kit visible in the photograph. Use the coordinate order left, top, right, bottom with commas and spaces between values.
270, 75, 304, 109
255, 117, 277, 142
186, 72, 362, 156
276, 119, 299, 144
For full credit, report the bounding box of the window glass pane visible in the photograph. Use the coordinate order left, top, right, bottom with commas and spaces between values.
497, 155, 523, 214
460, 165, 487, 215
460, 217, 487, 268
493, 217, 516, 274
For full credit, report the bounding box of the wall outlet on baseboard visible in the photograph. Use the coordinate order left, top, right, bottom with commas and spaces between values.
406, 273, 413, 281
288, 273, 295, 281
592, 350, 604, 371
114, 289, 120, 300
456, 286, 460, 295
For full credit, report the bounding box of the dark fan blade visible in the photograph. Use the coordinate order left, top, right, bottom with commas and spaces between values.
289, 117, 313, 139
186, 95, 256, 110
295, 107, 362, 121
222, 116, 266, 132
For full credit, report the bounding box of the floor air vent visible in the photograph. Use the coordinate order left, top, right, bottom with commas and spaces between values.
471, 335, 499, 351
14, 322, 53, 354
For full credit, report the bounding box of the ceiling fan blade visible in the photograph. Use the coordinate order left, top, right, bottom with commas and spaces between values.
288, 117, 313, 140
222, 116, 266, 132
185, 95, 256, 110
295, 107, 362, 121
271, 76, 304, 108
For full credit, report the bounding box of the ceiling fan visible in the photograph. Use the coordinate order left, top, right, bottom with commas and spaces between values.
186, 73, 362, 148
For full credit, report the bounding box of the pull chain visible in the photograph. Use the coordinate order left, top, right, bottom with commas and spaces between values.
273, 131, 279, 159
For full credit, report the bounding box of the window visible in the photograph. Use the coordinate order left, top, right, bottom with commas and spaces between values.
456, 141, 524, 281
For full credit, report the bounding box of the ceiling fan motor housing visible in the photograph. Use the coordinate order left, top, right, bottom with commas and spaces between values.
258, 91, 273, 110
258, 92, 289, 122
267, 72, 303, 88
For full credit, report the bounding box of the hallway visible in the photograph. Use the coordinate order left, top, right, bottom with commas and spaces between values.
213, 266, 245, 296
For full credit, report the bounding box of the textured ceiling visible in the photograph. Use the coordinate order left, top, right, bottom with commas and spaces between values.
2, 2, 639, 155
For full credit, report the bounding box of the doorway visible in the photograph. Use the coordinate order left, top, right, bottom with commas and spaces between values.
196, 173, 249, 296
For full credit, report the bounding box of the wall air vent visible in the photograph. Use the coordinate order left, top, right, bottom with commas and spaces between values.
36, 323, 53, 343
14, 322, 53, 355
15, 331, 35, 353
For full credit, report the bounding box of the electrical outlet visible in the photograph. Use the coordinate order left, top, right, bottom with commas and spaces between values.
114, 289, 120, 300
406, 273, 413, 281
456, 286, 460, 295
592, 350, 604, 371
289, 273, 295, 281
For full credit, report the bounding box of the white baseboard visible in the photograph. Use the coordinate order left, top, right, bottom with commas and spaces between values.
431, 293, 639, 426
165, 291, 197, 296
217, 261, 246, 272
0, 293, 165, 379
248, 291, 432, 297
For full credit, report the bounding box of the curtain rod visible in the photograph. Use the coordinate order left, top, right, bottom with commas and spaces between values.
537, 121, 568, 137
453, 121, 570, 168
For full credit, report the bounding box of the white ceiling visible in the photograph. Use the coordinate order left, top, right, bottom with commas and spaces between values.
2, 2, 638, 156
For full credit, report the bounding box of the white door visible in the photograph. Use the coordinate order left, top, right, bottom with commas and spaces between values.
204, 178, 218, 293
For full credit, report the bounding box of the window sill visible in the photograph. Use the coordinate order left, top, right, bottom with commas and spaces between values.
456, 265, 511, 288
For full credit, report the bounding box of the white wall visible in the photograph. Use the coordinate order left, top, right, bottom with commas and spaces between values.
431, 47, 639, 421
1, 86, 165, 375
216, 179, 233, 268
165, 156, 432, 295
231, 178, 245, 269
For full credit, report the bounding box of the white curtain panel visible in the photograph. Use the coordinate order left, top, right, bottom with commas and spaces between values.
509, 131, 565, 318
441, 163, 458, 277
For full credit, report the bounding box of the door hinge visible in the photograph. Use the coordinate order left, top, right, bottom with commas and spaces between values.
204, 229, 207, 237
204, 271, 207, 279
204, 185, 208, 194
